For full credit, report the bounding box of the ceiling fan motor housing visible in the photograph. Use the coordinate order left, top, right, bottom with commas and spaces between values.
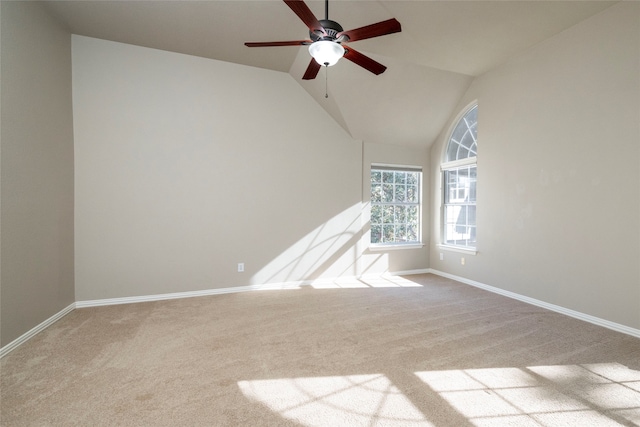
311, 19, 346, 42
245, 0, 400, 79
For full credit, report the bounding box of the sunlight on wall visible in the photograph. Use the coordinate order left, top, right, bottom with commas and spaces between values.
251, 204, 363, 285
238, 363, 640, 427
251, 203, 395, 286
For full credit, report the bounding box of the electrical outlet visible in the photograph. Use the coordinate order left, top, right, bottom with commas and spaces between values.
237, 263, 245, 273
439, 253, 444, 261
461, 257, 465, 265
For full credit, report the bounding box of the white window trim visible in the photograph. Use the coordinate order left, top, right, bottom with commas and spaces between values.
437, 243, 477, 255
441, 156, 477, 171
370, 243, 425, 252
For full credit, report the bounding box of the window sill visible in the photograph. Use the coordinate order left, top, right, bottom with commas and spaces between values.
437, 244, 477, 255
369, 243, 425, 252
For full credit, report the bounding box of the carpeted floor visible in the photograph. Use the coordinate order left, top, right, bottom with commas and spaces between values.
2, 274, 639, 426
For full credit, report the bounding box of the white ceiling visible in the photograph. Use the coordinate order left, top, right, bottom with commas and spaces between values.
43, 0, 616, 148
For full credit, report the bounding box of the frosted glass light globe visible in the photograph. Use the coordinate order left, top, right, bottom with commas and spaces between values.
308, 41, 345, 66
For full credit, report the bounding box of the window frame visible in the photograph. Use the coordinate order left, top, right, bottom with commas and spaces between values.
440, 103, 478, 253
369, 164, 423, 250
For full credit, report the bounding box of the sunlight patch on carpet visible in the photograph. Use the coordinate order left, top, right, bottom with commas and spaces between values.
238, 374, 430, 426
414, 363, 640, 426
308, 275, 424, 289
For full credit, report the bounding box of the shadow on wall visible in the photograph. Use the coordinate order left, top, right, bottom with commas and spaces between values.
251, 203, 388, 286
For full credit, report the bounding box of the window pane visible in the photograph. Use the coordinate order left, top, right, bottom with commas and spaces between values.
383, 205, 394, 223
371, 225, 382, 244
383, 224, 395, 242
407, 224, 418, 241
383, 184, 394, 202
467, 205, 476, 225
465, 105, 478, 126
395, 184, 406, 202
457, 167, 469, 180
371, 205, 382, 224
444, 223, 456, 245
371, 185, 382, 203
395, 205, 406, 223
447, 143, 460, 163
395, 172, 406, 184
469, 226, 477, 244
455, 205, 469, 234
468, 180, 477, 202
383, 172, 394, 183
395, 224, 406, 241
371, 170, 381, 184
407, 206, 418, 222
407, 185, 418, 203
452, 126, 467, 145
458, 146, 471, 159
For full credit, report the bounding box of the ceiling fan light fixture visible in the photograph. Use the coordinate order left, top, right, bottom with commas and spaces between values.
308, 40, 345, 66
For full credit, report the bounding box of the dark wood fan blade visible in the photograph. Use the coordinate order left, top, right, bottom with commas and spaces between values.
302, 59, 322, 80
337, 18, 401, 43
283, 0, 326, 36
245, 40, 312, 47
343, 47, 387, 75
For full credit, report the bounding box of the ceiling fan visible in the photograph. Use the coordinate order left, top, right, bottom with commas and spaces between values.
245, 0, 401, 80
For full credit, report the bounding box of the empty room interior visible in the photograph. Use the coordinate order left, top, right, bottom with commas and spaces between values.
1, 1, 639, 425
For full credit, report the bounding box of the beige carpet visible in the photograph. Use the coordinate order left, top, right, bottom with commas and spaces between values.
2, 274, 639, 426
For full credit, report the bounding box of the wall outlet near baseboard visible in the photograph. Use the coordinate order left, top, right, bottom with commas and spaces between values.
440, 253, 444, 261
237, 263, 245, 273
461, 257, 465, 265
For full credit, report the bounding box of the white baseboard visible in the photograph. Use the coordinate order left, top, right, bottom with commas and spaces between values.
75, 270, 432, 308
0, 303, 75, 359
4, 269, 637, 358
389, 268, 431, 276
74, 282, 303, 308
427, 268, 640, 339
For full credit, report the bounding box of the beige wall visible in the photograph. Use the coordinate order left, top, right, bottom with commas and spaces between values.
73, 36, 429, 301
1, 2, 75, 346
430, 2, 640, 329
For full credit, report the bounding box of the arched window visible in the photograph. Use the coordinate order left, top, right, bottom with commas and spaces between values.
442, 104, 477, 250
446, 105, 477, 162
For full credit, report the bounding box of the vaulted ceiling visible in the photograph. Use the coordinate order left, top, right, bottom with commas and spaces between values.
43, 0, 616, 148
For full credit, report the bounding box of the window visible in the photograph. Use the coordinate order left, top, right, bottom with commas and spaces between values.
442, 104, 477, 250
370, 166, 422, 246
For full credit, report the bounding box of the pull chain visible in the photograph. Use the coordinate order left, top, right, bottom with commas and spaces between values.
324, 63, 329, 98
